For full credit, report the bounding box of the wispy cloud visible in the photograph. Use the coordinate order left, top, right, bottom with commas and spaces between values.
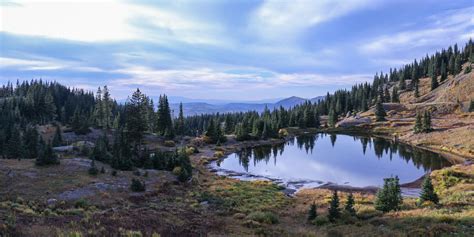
249, 0, 375, 42
359, 7, 474, 54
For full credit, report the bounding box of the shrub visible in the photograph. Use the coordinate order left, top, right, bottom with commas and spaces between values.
164, 140, 175, 147
312, 216, 329, 226
111, 170, 117, 176
246, 211, 279, 224
100, 167, 106, 174
130, 178, 146, 192
214, 151, 225, 158
74, 199, 89, 209
88, 160, 99, 176
357, 206, 383, 220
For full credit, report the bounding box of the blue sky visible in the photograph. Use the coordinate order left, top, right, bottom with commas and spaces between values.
0, 0, 473, 101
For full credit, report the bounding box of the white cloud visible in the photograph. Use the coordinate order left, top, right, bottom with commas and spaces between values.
359, 7, 474, 54
111, 65, 372, 92
0, 56, 105, 72
0, 0, 221, 44
250, 0, 375, 41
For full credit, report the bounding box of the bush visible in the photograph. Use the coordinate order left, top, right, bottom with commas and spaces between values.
214, 151, 225, 158
164, 140, 175, 147
100, 167, 106, 174
88, 160, 99, 176
312, 216, 329, 226
130, 178, 146, 192
111, 170, 117, 176
356, 206, 383, 220
74, 199, 89, 209
246, 211, 279, 224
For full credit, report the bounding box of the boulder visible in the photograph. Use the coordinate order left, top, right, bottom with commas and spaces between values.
336, 117, 371, 128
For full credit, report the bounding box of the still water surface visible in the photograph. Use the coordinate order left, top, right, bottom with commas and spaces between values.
211, 133, 451, 190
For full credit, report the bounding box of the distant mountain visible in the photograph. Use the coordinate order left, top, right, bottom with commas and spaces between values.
171, 95, 324, 116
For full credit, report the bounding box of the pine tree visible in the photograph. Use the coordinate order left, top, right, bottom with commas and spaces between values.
414, 82, 420, 98
469, 99, 474, 112
23, 126, 39, 159
175, 102, 185, 136
6, 127, 23, 159
375, 99, 386, 121
431, 73, 439, 91
36, 142, 60, 166
52, 124, 63, 147
391, 86, 399, 103
88, 159, 99, 175
308, 202, 317, 221
448, 55, 455, 74
102, 86, 113, 129
345, 193, 356, 216
414, 112, 423, 133
399, 76, 406, 90
328, 190, 340, 221
94, 87, 104, 127
156, 95, 174, 138
375, 176, 402, 212
422, 111, 432, 132
314, 111, 321, 128
126, 89, 147, 148
454, 55, 462, 75
419, 175, 439, 204
440, 60, 447, 82
328, 109, 337, 128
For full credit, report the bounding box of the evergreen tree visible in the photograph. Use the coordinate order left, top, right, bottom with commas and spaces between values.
345, 193, 356, 216
399, 76, 406, 90
448, 55, 455, 74
414, 112, 423, 134
308, 202, 317, 221
156, 95, 174, 138
391, 86, 399, 103
419, 175, 439, 204
431, 73, 439, 91
454, 55, 462, 75
422, 111, 432, 132
175, 102, 185, 136
375, 99, 386, 121
469, 99, 474, 112
6, 127, 23, 159
440, 60, 447, 82
375, 176, 402, 212
23, 126, 39, 159
414, 82, 420, 98
126, 89, 147, 148
52, 124, 63, 147
36, 142, 59, 166
314, 111, 321, 128
328, 109, 337, 128
102, 86, 113, 129
88, 159, 99, 175
328, 190, 340, 221
94, 87, 104, 127
111, 128, 133, 171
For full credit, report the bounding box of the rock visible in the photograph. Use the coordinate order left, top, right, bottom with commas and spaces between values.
47, 198, 58, 206
336, 117, 372, 128
53, 145, 74, 152
200, 201, 209, 207
233, 213, 246, 219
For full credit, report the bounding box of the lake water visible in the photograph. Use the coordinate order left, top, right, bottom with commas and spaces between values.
210, 133, 452, 192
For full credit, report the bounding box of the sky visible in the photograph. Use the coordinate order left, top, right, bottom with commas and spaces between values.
0, 0, 473, 101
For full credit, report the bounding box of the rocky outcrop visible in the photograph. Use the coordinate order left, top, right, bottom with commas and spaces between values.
336, 116, 372, 128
